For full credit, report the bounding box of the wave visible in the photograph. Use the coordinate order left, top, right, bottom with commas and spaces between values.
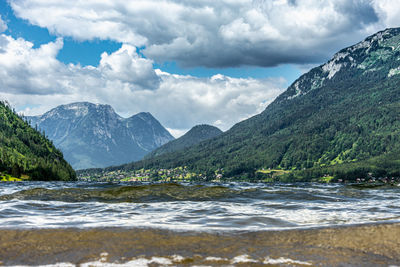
1, 181, 398, 203
0, 183, 250, 203
0, 182, 400, 232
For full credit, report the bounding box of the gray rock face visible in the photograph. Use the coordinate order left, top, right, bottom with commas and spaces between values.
279, 28, 400, 102
28, 102, 174, 169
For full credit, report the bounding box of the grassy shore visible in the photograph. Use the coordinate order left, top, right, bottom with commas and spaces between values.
0, 173, 29, 182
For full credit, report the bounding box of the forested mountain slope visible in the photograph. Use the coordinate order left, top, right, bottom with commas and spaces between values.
101, 28, 400, 180
0, 101, 76, 181
147, 125, 222, 157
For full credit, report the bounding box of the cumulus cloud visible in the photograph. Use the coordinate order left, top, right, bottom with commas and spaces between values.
372, 0, 400, 28
9, 0, 394, 67
0, 34, 159, 95
99, 44, 160, 90
0, 33, 286, 132
134, 71, 285, 131
0, 35, 66, 94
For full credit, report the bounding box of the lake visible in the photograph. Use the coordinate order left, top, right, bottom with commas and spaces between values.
0, 182, 399, 266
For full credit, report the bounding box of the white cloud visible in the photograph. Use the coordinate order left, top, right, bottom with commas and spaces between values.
0, 16, 7, 33
0, 33, 286, 132
0, 35, 66, 95
372, 0, 400, 28
140, 71, 285, 130
9, 0, 391, 68
99, 44, 160, 89
0, 34, 159, 95
166, 128, 188, 138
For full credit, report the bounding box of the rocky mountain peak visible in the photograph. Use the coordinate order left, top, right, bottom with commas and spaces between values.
41, 102, 118, 121
28, 102, 174, 169
130, 112, 156, 123
280, 27, 400, 102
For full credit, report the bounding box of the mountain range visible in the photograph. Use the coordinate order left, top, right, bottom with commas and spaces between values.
28, 102, 174, 169
112, 27, 400, 180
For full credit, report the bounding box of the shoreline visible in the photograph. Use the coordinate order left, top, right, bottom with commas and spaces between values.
1, 222, 400, 266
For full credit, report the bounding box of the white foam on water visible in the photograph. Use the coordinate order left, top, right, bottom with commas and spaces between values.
80, 256, 173, 267
10, 264, 74, 267
205, 256, 228, 261
230, 254, 258, 264
170, 254, 185, 262
149, 257, 173, 265
264, 256, 312, 265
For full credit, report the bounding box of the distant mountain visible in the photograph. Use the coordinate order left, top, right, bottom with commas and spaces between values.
147, 124, 222, 157
28, 102, 174, 169
118, 28, 400, 180
0, 101, 75, 181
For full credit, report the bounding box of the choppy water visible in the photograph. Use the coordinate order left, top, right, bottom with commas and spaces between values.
1, 182, 400, 266
0, 182, 400, 230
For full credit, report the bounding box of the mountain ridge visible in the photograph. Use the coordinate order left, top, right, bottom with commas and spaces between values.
105, 27, 400, 181
28, 102, 174, 169
277, 27, 400, 103
147, 124, 223, 157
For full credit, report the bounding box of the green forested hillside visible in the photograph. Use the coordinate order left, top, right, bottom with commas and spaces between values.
92, 28, 400, 181
147, 124, 222, 157
0, 101, 76, 181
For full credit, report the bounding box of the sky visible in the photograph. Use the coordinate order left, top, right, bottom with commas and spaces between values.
0, 0, 399, 137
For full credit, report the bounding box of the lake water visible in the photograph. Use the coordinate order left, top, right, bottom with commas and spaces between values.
0, 182, 400, 266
